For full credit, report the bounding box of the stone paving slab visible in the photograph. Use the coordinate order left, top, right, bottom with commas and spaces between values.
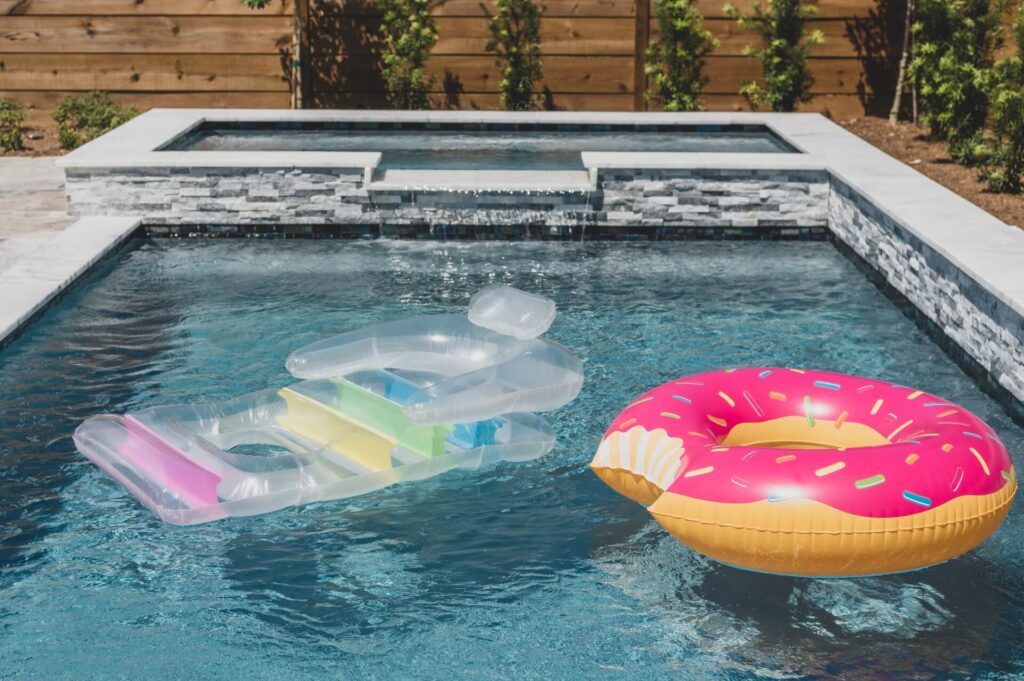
0, 157, 75, 276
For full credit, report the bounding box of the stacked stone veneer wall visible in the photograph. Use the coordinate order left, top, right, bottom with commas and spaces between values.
829, 178, 1024, 403
64, 167, 830, 231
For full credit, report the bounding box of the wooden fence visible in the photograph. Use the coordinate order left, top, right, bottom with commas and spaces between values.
0, 0, 929, 117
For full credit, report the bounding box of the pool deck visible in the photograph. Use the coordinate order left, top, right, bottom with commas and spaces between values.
0, 157, 138, 346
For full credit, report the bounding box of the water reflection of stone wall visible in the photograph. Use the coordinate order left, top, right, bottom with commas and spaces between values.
64, 167, 829, 240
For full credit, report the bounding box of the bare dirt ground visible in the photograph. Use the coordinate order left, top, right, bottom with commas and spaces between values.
840, 115, 1024, 228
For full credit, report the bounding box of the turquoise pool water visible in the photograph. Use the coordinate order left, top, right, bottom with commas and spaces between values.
0, 240, 1021, 680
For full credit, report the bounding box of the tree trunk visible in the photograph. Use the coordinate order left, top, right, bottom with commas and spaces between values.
890, 0, 914, 125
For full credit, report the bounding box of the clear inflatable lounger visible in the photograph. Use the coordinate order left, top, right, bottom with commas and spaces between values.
74, 285, 583, 524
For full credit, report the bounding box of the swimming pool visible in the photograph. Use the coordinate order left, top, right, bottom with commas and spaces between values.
1, 240, 1021, 680
163, 122, 794, 170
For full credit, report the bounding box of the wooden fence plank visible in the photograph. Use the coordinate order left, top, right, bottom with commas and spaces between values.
0, 0, 292, 15
0, 89, 291, 108
0, 54, 289, 91
0, 16, 293, 53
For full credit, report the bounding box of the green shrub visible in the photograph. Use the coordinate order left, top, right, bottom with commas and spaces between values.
0, 98, 27, 152
240, 0, 273, 7
53, 92, 138, 150
376, 0, 438, 109
645, 0, 719, 111
724, 0, 823, 112
909, 0, 1009, 163
485, 0, 545, 111
980, 4, 1024, 193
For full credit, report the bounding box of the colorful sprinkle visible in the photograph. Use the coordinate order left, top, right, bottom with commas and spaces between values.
907, 390, 923, 400
870, 399, 884, 415
969, 447, 991, 476
671, 395, 692, 404
923, 401, 954, 407
660, 411, 680, 420
688, 431, 709, 439
775, 455, 797, 464
730, 476, 749, 487
887, 419, 914, 441
941, 443, 953, 453
769, 391, 787, 402
743, 391, 764, 417
707, 415, 727, 428
788, 368, 806, 374
937, 408, 959, 418
718, 391, 736, 407
963, 431, 983, 440
855, 474, 886, 489
814, 380, 841, 391
629, 397, 653, 408
758, 370, 773, 379
676, 381, 704, 387
741, 450, 758, 461
857, 384, 875, 393
710, 447, 729, 453
1002, 470, 1012, 482
950, 467, 964, 491
815, 461, 846, 477
619, 418, 637, 429
683, 466, 714, 478
803, 396, 815, 427
905, 453, 920, 465
835, 410, 849, 429
902, 490, 933, 507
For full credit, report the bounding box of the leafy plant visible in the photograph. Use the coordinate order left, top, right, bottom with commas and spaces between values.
376, 0, 438, 109
485, 0, 545, 111
980, 3, 1024, 192
0, 98, 27, 152
52, 92, 138, 150
724, 0, 823, 112
908, 0, 1009, 163
240, 0, 273, 7
645, 0, 719, 111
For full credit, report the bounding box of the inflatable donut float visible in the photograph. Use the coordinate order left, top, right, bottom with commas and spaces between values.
591, 368, 1016, 576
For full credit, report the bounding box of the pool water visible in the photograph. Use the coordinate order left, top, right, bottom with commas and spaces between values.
0, 241, 1021, 680
169, 125, 792, 170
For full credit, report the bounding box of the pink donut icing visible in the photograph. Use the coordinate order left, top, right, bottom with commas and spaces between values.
603, 368, 1015, 517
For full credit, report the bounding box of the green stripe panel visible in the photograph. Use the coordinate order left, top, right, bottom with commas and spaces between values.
332, 378, 452, 457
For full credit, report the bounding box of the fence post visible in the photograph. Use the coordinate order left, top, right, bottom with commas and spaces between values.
633, 0, 650, 111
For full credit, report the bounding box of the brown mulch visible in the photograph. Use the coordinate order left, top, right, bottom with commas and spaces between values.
839, 116, 1024, 228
